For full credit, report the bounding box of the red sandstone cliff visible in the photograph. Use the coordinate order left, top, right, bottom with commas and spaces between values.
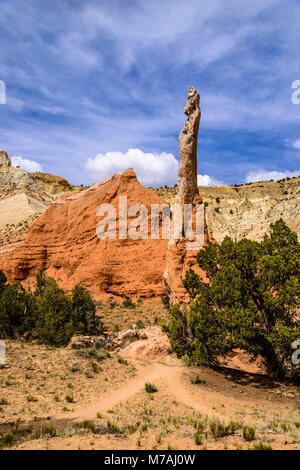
1, 169, 169, 299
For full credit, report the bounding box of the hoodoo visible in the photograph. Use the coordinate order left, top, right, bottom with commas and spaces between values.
164, 86, 209, 303
177, 86, 202, 205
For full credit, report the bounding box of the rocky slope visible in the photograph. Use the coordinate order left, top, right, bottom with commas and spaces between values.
1, 169, 169, 299
153, 176, 300, 243
0, 151, 83, 253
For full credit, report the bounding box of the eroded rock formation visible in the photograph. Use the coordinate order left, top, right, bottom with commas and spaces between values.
177, 86, 201, 205
164, 86, 209, 303
1, 169, 168, 299
0, 153, 84, 255
0, 151, 11, 169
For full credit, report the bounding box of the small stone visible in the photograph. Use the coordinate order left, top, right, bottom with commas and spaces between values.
285, 391, 296, 399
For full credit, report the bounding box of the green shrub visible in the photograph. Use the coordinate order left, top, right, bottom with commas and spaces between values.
107, 296, 118, 309
107, 420, 122, 434
0, 432, 13, 448
71, 284, 103, 335
167, 220, 300, 380
160, 293, 170, 309
117, 355, 128, 365
209, 419, 233, 438
228, 421, 242, 433
65, 394, 74, 403
145, 382, 158, 393
77, 347, 108, 362
0, 269, 102, 347
0, 270, 7, 297
0, 282, 35, 339
81, 420, 96, 432
26, 395, 38, 402
243, 426, 256, 441
34, 277, 74, 347
122, 298, 136, 309
191, 375, 206, 385
135, 319, 145, 329
251, 442, 272, 450
89, 359, 100, 373
41, 425, 57, 437
164, 305, 191, 358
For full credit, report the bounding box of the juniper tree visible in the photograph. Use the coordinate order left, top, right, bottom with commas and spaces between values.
167, 219, 300, 380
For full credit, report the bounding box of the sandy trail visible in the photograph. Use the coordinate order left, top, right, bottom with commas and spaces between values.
72, 361, 216, 422
61, 352, 296, 426
74, 362, 171, 421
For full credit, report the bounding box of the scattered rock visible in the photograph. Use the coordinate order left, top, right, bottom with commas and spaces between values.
120, 326, 171, 360
111, 329, 147, 349
140, 333, 148, 340
283, 391, 296, 399
69, 336, 97, 349
69, 334, 112, 350
276, 389, 296, 399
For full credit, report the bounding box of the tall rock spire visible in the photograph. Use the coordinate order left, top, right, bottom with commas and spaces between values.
177, 86, 201, 205
164, 86, 208, 304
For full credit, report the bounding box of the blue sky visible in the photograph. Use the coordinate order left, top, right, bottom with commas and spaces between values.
0, 0, 300, 187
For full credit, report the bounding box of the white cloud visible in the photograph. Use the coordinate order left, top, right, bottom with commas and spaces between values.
197, 174, 223, 186
84, 148, 179, 187
293, 140, 300, 151
245, 169, 300, 183
11, 156, 43, 173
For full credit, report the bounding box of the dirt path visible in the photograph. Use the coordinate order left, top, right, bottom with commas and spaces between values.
72, 360, 224, 422
8, 352, 300, 450
74, 362, 169, 420
69, 357, 297, 427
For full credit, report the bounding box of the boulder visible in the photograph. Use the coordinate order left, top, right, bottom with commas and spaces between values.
112, 329, 147, 349
69, 336, 97, 349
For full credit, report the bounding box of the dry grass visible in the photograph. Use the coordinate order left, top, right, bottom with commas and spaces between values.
1, 326, 299, 450
97, 299, 168, 332
0, 340, 136, 423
